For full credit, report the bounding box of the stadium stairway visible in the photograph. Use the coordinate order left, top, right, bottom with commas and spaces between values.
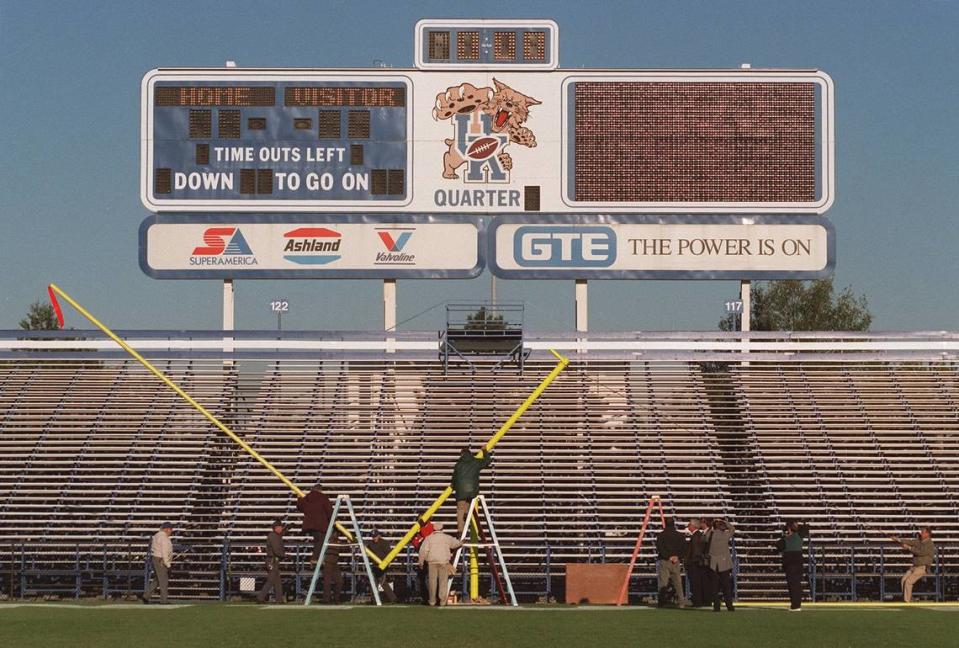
702, 366, 787, 599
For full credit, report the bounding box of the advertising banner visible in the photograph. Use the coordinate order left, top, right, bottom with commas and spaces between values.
139, 214, 484, 279
489, 215, 834, 280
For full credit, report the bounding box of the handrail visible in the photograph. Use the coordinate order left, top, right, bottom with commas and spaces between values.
5, 541, 950, 602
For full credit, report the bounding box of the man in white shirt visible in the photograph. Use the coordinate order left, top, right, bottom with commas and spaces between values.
417, 522, 462, 606
142, 522, 174, 604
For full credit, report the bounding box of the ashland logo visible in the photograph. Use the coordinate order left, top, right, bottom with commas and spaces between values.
375, 228, 415, 265
190, 227, 258, 266
282, 227, 342, 265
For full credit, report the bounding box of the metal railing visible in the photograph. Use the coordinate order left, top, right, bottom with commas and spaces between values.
3, 541, 948, 603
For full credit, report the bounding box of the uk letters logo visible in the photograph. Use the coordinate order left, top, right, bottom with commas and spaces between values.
375, 228, 415, 265
432, 78, 540, 183
190, 227, 258, 266
282, 227, 342, 265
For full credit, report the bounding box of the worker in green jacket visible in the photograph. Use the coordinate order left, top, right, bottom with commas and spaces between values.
452, 448, 492, 536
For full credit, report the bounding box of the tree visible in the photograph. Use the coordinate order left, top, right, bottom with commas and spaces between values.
719, 279, 872, 332
19, 300, 61, 331
464, 306, 506, 331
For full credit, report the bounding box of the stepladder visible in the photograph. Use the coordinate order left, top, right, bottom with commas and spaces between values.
447, 495, 518, 606
304, 494, 382, 606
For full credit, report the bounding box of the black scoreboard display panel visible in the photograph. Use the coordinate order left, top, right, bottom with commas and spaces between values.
571, 82, 815, 203
143, 73, 411, 211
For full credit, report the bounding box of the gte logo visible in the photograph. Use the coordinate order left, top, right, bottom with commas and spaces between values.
190, 227, 257, 266
514, 226, 616, 267
375, 228, 415, 265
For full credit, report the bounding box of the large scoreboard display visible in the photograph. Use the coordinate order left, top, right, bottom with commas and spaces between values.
147, 77, 410, 206
141, 21, 834, 214
569, 81, 815, 203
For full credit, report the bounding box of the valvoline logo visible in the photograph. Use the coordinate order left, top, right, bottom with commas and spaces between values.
282, 227, 342, 265
378, 230, 412, 252
513, 226, 616, 268
375, 228, 415, 265
190, 227, 257, 266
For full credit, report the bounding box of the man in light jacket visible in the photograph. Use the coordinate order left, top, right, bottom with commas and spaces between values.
706, 518, 735, 612
142, 522, 174, 604
892, 526, 936, 603
256, 520, 286, 604
417, 522, 462, 606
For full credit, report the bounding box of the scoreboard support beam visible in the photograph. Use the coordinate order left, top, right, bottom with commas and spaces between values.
222, 279, 235, 359
383, 279, 396, 331
384, 279, 396, 354
222, 280, 234, 331
740, 279, 751, 367
575, 280, 588, 332
740, 280, 751, 333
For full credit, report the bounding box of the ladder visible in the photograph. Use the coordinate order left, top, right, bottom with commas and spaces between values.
304, 495, 381, 606
447, 495, 518, 606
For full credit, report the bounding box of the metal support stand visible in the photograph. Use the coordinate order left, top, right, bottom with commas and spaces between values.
447, 495, 518, 606
304, 495, 381, 606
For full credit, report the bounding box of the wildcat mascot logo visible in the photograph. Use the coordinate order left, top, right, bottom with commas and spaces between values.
432, 78, 540, 183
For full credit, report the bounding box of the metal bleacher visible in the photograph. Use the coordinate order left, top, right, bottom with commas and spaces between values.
0, 331, 956, 602
732, 362, 959, 600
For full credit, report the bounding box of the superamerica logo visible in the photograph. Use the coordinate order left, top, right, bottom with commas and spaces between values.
282, 227, 342, 265
432, 79, 540, 184
190, 227, 258, 266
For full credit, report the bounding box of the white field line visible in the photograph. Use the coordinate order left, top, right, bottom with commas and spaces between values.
0, 603, 193, 609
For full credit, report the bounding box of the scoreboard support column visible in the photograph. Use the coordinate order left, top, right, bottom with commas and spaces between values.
222, 279, 235, 331
740, 279, 751, 366
575, 280, 588, 333
222, 279, 235, 360
384, 279, 396, 354
740, 280, 751, 333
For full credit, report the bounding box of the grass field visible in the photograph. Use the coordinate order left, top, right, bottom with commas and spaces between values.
1, 603, 957, 648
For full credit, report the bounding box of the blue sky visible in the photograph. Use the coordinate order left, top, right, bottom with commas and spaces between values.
1, 0, 956, 332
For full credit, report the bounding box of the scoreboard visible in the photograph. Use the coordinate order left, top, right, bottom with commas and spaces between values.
142, 69, 834, 214
146, 74, 411, 208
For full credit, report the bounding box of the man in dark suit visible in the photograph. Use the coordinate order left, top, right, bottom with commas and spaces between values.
256, 520, 286, 603
296, 483, 334, 567
655, 518, 688, 608
685, 518, 709, 607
